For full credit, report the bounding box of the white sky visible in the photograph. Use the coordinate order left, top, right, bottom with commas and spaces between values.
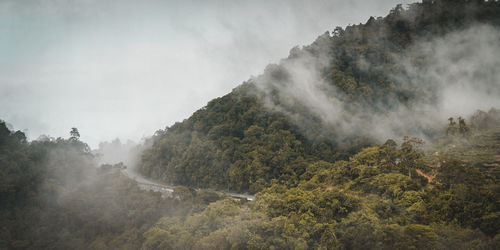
0, 0, 414, 148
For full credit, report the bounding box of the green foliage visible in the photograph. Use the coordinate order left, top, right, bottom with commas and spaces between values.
0, 122, 184, 249
3, 1, 500, 249
139, 0, 500, 195
139, 91, 344, 193
139, 125, 499, 248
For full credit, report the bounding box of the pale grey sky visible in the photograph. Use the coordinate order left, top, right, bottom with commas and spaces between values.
0, 0, 414, 148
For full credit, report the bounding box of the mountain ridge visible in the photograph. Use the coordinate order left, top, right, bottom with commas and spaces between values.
1, 1, 500, 248
139, 0, 500, 193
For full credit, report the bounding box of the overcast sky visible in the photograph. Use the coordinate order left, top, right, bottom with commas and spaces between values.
0, 0, 414, 148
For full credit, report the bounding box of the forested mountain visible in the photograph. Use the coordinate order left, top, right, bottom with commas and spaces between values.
0, 121, 225, 249
139, 0, 500, 193
2, 0, 500, 249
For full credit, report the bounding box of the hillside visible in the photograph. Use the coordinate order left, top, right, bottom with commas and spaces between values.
1, 0, 500, 249
139, 110, 500, 249
139, 0, 500, 193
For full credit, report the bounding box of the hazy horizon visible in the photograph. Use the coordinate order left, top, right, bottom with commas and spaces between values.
1, 0, 414, 148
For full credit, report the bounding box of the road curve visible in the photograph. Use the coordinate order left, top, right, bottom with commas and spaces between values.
123, 169, 254, 201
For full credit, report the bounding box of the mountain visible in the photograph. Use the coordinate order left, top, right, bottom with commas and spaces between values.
139, 0, 500, 193
1, 1, 500, 249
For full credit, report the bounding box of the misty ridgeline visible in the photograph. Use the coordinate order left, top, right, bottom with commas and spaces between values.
1, 1, 500, 249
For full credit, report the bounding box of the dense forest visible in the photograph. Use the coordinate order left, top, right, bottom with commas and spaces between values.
2, 0, 500, 249
0, 121, 227, 249
139, 0, 500, 193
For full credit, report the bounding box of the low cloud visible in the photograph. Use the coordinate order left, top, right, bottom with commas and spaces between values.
252, 24, 500, 144
0, 0, 414, 148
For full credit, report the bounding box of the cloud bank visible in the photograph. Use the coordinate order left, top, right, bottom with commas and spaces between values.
253, 24, 500, 144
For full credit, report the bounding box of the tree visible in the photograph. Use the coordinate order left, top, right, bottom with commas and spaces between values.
333, 26, 345, 37
446, 117, 457, 136
400, 136, 424, 178
457, 117, 470, 137
447, 117, 470, 137
70, 127, 80, 141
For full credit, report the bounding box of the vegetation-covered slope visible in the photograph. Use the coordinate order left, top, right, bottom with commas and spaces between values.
0, 121, 222, 249
141, 111, 500, 249
2, 111, 499, 249
2, 1, 500, 249
139, 0, 500, 193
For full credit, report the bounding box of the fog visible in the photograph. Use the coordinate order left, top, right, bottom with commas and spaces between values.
0, 0, 414, 148
252, 23, 500, 144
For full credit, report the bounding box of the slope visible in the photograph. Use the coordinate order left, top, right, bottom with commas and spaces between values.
139, 0, 500, 193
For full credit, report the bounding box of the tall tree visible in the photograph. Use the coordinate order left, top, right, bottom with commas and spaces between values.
70, 127, 80, 141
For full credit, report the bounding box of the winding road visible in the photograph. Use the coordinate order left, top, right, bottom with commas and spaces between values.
123, 169, 254, 201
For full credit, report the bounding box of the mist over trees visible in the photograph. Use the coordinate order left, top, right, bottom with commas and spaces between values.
139, 0, 500, 193
1, 0, 500, 249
